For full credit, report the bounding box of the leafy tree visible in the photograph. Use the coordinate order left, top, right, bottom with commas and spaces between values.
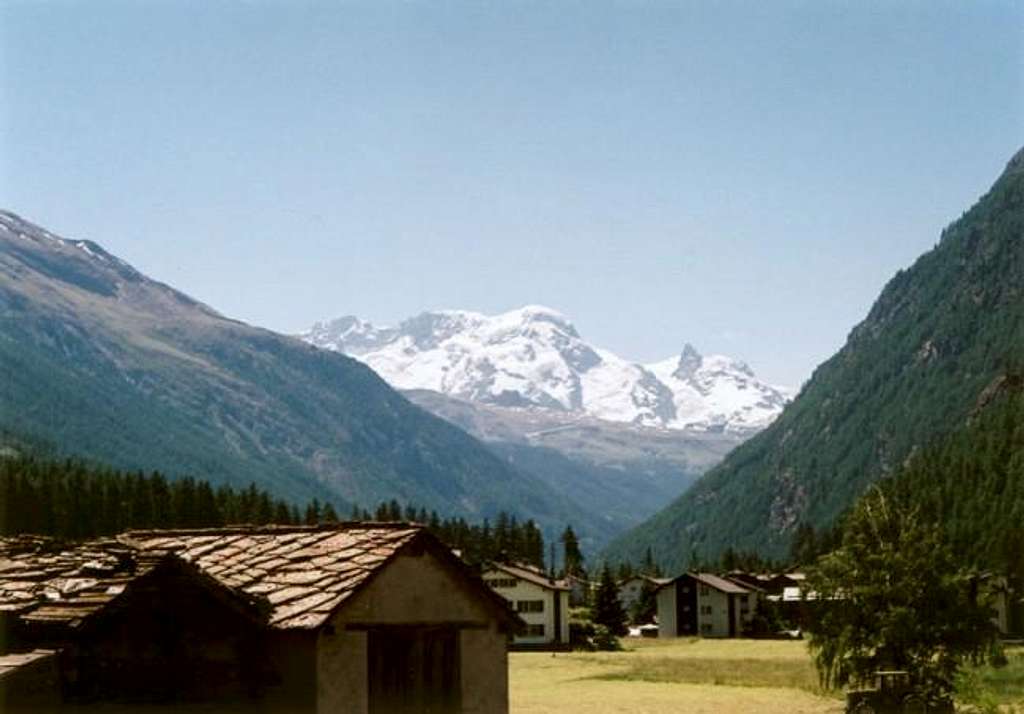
806, 487, 997, 700
592, 564, 628, 637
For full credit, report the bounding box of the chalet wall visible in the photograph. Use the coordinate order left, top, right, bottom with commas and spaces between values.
481, 569, 567, 644
317, 550, 508, 714
656, 586, 677, 638
459, 627, 508, 714
697, 586, 730, 637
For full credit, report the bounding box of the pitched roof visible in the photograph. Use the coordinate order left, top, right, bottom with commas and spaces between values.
2, 524, 520, 635
485, 562, 570, 591
0, 649, 56, 680
0, 535, 158, 628
619, 575, 672, 587
654, 571, 751, 595
0, 535, 265, 633
690, 572, 750, 594
120, 523, 423, 629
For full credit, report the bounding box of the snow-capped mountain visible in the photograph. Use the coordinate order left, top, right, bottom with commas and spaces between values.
301, 306, 790, 434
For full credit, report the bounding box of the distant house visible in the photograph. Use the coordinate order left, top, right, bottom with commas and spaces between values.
0, 524, 520, 713
481, 562, 570, 647
656, 572, 758, 638
618, 575, 670, 615
565, 573, 592, 607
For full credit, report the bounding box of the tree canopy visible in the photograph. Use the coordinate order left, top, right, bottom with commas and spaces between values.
806, 487, 997, 700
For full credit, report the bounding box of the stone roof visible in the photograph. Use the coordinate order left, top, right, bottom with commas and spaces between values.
120, 523, 424, 629
0, 535, 160, 628
0, 648, 56, 680
1, 524, 519, 635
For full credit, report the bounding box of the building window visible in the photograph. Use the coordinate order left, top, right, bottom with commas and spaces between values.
486, 578, 518, 589
700, 586, 711, 597
700, 605, 713, 615
517, 600, 545, 613
526, 624, 545, 637
700, 623, 713, 635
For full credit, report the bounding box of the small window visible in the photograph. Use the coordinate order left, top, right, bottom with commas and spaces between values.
516, 600, 545, 613
700, 623, 713, 635
700, 585, 711, 596
526, 624, 545, 637
700, 605, 713, 615
486, 578, 518, 589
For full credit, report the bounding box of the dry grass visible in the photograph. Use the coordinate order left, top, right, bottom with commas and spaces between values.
510, 638, 844, 714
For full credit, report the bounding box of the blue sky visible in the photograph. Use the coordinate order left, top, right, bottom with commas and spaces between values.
1, 1, 1021, 387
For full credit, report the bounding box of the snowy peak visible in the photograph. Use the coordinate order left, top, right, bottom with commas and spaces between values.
300, 306, 789, 434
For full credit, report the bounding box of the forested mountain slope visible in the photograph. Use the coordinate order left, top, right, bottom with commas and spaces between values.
882, 387, 1024, 575
0, 211, 596, 541
606, 147, 1024, 568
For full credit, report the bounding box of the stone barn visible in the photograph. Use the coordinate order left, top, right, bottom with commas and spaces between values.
0, 524, 520, 713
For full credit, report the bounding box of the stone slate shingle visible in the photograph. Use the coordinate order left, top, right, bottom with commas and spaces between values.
122, 523, 421, 629
0, 524, 421, 632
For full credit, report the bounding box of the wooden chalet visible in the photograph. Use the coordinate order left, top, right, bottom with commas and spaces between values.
0, 523, 521, 713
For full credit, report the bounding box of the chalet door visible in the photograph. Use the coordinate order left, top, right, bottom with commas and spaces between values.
368, 626, 460, 714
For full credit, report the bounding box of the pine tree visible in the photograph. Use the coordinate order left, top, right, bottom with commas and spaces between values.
630, 578, 659, 625
304, 499, 321, 525
321, 503, 339, 523
561, 526, 585, 578
592, 564, 628, 637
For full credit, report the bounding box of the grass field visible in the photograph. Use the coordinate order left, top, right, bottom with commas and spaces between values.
509, 638, 1024, 714
509, 638, 842, 714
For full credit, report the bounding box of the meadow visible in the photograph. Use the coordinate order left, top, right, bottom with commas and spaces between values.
509, 638, 1024, 714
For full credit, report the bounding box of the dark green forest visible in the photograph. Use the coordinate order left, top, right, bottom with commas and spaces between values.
0, 454, 548, 570
880, 388, 1024, 580
791, 388, 1024, 581
606, 147, 1024, 568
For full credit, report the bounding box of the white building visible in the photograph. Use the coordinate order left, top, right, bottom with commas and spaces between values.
656, 572, 758, 638
618, 575, 671, 616
482, 562, 571, 647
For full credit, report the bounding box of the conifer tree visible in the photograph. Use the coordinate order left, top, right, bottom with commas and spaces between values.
561, 526, 585, 578
592, 564, 628, 637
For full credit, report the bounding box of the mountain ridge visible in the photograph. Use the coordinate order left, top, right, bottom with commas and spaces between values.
0, 210, 601, 543
603, 145, 1024, 568
301, 305, 791, 435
